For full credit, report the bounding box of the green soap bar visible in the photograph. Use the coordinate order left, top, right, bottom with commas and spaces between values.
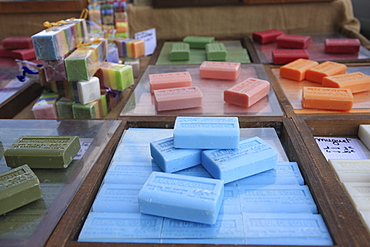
170, 42, 190, 61
183, 36, 215, 49
0, 141, 4, 160
72, 102, 96, 119
56, 99, 74, 119
4, 136, 81, 169
0, 165, 42, 215
101, 95, 108, 117
206, 42, 227, 61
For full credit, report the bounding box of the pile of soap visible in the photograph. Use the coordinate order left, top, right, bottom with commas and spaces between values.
252, 29, 361, 64
0, 36, 36, 60
279, 58, 370, 111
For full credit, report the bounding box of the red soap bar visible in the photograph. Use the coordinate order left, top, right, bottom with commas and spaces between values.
10, 48, 36, 60
2, 37, 33, 50
272, 49, 309, 65
0, 45, 13, 58
325, 38, 361, 54
276, 34, 311, 49
252, 29, 284, 44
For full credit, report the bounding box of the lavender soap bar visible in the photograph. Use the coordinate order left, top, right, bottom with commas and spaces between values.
4, 136, 81, 169
173, 116, 240, 149
138, 171, 224, 224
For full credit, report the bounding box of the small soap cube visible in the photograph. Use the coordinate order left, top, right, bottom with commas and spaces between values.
279, 58, 319, 81
72, 102, 96, 119
43, 56, 68, 82
252, 29, 284, 44
205, 42, 227, 61
322, 72, 370, 94
224, 77, 270, 108
358, 125, 370, 151
173, 116, 240, 149
183, 36, 215, 49
276, 34, 311, 49
0, 165, 42, 215
305, 61, 347, 84
77, 77, 101, 104
199, 61, 241, 80
150, 137, 202, 173
138, 171, 224, 224
97, 62, 134, 91
325, 38, 361, 54
149, 71, 192, 93
170, 43, 190, 61
126, 39, 145, 58
4, 136, 81, 169
201, 136, 278, 183
56, 98, 74, 119
31, 93, 59, 119
272, 49, 309, 65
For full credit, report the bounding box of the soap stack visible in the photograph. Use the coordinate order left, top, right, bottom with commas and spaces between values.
0, 36, 36, 60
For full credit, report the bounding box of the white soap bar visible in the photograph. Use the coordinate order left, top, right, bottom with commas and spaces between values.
342, 182, 370, 211
358, 125, 370, 151
77, 76, 101, 105
359, 210, 370, 232
328, 159, 370, 182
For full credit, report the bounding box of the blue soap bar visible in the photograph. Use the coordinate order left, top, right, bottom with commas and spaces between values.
173, 116, 240, 149
150, 137, 202, 173
289, 161, 305, 185
175, 164, 213, 178
220, 185, 241, 214
92, 184, 141, 213
243, 213, 333, 245
112, 145, 152, 163
78, 212, 163, 242
239, 185, 317, 214
138, 172, 224, 224
161, 238, 246, 245
120, 128, 173, 144
201, 136, 278, 183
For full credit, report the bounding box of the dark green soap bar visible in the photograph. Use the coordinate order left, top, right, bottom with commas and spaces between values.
0, 165, 42, 215
170, 42, 190, 61
206, 42, 227, 61
4, 136, 81, 169
183, 36, 215, 49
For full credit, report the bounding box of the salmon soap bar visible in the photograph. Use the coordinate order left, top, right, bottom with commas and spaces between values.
183, 36, 215, 49
170, 43, 190, 61
224, 77, 270, 108
154, 86, 203, 112
322, 72, 370, 94
302, 87, 353, 111
358, 124, 370, 150
4, 136, 81, 169
138, 171, 224, 224
199, 61, 241, 80
0, 165, 42, 215
328, 159, 370, 183
276, 34, 311, 49
150, 137, 202, 173
149, 71, 192, 93
252, 29, 284, 44
325, 38, 361, 54
205, 42, 227, 61
201, 136, 278, 183
173, 116, 240, 149
272, 49, 309, 65
279, 58, 319, 81
305, 61, 347, 84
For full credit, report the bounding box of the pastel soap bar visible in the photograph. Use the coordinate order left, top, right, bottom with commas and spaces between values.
173, 116, 240, 149
272, 49, 309, 65
342, 182, 370, 210
4, 136, 81, 169
305, 61, 347, 84
97, 62, 134, 91
224, 77, 270, 108
328, 159, 370, 183
252, 29, 284, 44
322, 72, 370, 94
279, 58, 319, 81
325, 38, 361, 53
183, 36, 215, 49
150, 137, 202, 173
201, 136, 278, 183
2, 36, 33, 50
31, 92, 59, 119
276, 34, 311, 49
205, 42, 227, 61
153, 86, 203, 112
358, 124, 370, 150
199, 61, 241, 80
77, 76, 101, 105
149, 71, 192, 93
138, 171, 224, 224
302, 86, 354, 111
170, 42, 190, 61
0, 165, 42, 215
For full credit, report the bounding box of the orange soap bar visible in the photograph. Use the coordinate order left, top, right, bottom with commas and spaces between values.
224, 77, 270, 108
149, 71, 192, 93
305, 61, 347, 84
322, 72, 370, 93
280, 59, 319, 81
199, 61, 241, 80
302, 86, 353, 111
153, 86, 203, 112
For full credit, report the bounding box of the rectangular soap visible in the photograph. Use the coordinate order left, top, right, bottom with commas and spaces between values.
97, 62, 134, 91
272, 49, 309, 65
342, 182, 370, 211
183, 36, 215, 49
276, 34, 311, 49
279, 58, 319, 81
138, 171, 224, 224
10, 48, 36, 60
358, 124, 370, 151
173, 116, 240, 149
199, 61, 241, 80
149, 71, 192, 93
223, 77, 270, 108
328, 159, 370, 183
322, 72, 370, 94
4, 136, 81, 169
153, 86, 203, 112
175, 164, 213, 179
31, 93, 59, 119
170, 42, 190, 61
0, 165, 42, 215
201, 136, 278, 183
72, 102, 96, 119
43, 56, 68, 82
77, 76, 101, 104
2, 36, 33, 50
56, 98, 74, 119
126, 39, 145, 58
150, 137, 202, 173
252, 29, 284, 44
325, 38, 361, 54
305, 61, 347, 84
302, 86, 354, 111
205, 42, 227, 61
114, 38, 133, 57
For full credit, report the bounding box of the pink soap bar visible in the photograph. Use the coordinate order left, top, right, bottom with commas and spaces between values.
224, 77, 270, 108
2, 37, 33, 50
10, 48, 36, 60
149, 71, 192, 93
325, 38, 361, 54
252, 29, 284, 44
276, 34, 311, 49
199, 61, 241, 80
0, 45, 13, 58
272, 49, 309, 65
153, 86, 203, 112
